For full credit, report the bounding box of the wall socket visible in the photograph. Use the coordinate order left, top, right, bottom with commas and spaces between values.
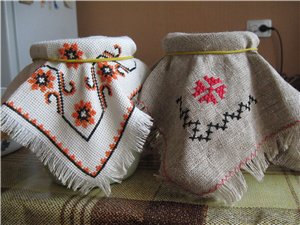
247, 19, 272, 37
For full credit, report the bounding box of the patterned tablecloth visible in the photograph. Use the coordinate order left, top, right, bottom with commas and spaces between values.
1, 148, 300, 224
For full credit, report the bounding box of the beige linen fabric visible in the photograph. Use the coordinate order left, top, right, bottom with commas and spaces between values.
139, 32, 300, 203
1, 36, 152, 195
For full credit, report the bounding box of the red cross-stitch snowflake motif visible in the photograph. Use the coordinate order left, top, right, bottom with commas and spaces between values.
192, 75, 227, 105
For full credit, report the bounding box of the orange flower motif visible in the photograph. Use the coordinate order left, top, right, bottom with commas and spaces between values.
27, 69, 56, 92
59, 43, 84, 69
97, 62, 122, 84
72, 100, 96, 128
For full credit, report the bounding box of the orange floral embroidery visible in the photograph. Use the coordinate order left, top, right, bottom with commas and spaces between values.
28, 69, 55, 92
17, 107, 23, 113
59, 43, 83, 69
128, 85, 142, 100
97, 62, 122, 84
4, 98, 135, 177
109, 143, 115, 150
76, 161, 83, 167
113, 136, 120, 142
7, 101, 14, 107
96, 165, 102, 171
100, 158, 107, 164
72, 100, 96, 128
24, 113, 30, 119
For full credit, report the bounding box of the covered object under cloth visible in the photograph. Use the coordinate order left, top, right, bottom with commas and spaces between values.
1, 36, 152, 195
139, 31, 300, 204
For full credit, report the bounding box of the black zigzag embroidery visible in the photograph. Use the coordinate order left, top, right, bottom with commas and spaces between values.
176, 95, 257, 142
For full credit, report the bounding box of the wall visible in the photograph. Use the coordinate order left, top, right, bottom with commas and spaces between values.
77, 2, 300, 76
13, 1, 78, 70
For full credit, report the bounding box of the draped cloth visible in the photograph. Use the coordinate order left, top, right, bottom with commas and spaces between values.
1, 36, 152, 194
139, 32, 300, 203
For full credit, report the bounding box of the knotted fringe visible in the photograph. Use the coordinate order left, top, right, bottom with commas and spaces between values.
1, 106, 153, 195
149, 121, 300, 205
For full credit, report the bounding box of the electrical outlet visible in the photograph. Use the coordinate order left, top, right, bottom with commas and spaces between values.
247, 19, 272, 37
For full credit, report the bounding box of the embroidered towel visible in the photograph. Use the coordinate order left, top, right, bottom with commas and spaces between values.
1, 36, 152, 194
139, 32, 300, 204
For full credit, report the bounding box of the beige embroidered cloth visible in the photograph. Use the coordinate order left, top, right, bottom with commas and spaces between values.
139, 32, 300, 203
1, 36, 152, 194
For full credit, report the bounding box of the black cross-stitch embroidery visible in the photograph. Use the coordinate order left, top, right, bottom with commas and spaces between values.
96, 48, 137, 75
59, 71, 76, 95
3, 102, 135, 177
35, 72, 51, 87
45, 91, 62, 114
39, 65, 105, 141
85, 65, 107, 109
64, 48, 79, 60
40, 52, 136, 142
176, 95, 257, 142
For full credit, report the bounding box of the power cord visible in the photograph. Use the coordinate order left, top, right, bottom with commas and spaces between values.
259, 25, 283, 76
259, 25, 300, 91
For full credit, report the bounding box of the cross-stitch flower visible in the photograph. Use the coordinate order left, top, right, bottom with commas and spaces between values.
193, 75, 227, 105
59, 43, 83, 69
97, 62, 122, 84
28, 69, 56, 92
72, 100, 96, 128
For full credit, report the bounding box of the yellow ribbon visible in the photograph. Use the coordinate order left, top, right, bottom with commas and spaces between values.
166, 48, 258, 56
33, 56, 134, 63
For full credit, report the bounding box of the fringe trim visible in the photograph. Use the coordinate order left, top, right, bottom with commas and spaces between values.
97, 108, 153, 195
1, 106, 153, 195
151, 120, 300, 204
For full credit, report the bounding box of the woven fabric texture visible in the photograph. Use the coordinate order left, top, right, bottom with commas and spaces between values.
139, 31, 300, 204
1, 36, 152, 195
2, 148, 300, 225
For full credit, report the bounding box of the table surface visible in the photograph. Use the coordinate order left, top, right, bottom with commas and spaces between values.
2, 148, 300, 225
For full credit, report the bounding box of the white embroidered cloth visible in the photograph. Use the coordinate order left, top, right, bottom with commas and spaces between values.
1, 36, 152, 194
139, 32, 300, 204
